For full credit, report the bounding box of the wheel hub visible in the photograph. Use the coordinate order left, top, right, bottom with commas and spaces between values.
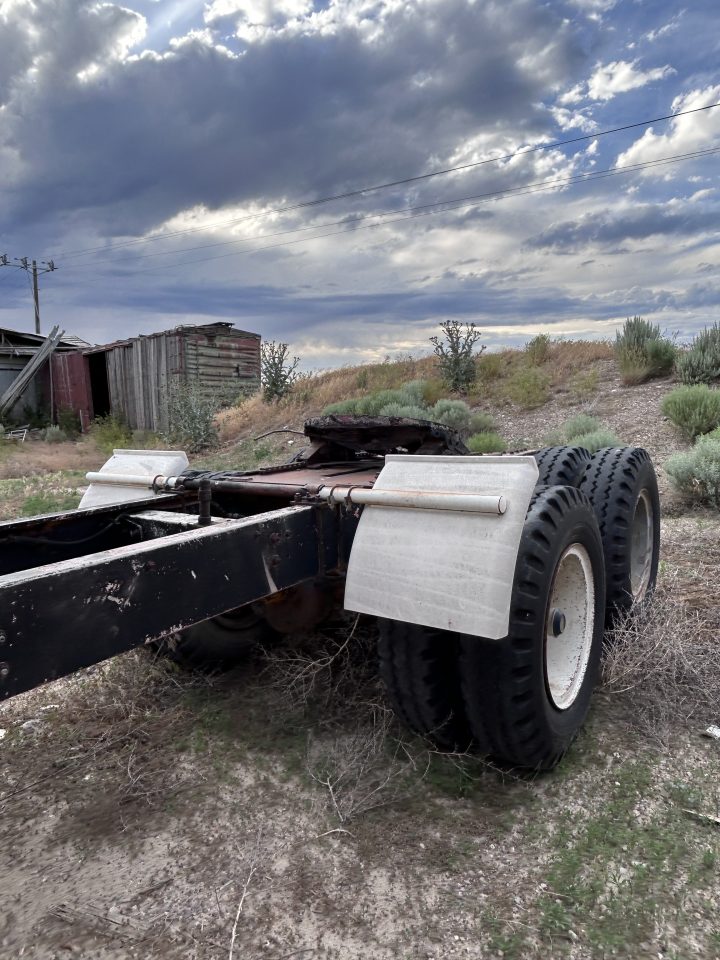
545, 544, 595, 711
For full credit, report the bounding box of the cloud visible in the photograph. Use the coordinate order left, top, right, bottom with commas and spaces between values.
527, 202, 720, 251
616, 85, 720, 169
0, 0, 587, 240
561, 59, 675, 104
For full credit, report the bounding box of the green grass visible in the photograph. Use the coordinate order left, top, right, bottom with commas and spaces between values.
21, 491, 82, 516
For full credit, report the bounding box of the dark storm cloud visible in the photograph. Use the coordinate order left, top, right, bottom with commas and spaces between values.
527, 203, 720, 251
0, 0, 586, 238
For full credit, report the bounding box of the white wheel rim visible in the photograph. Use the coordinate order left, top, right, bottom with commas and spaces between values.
630, 490, 654, 602
545, 544, 595, 711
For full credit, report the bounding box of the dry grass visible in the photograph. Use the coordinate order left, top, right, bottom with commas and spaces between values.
216, 340, 617, 443
0, 438, 102, 480
603, 577, 720, 742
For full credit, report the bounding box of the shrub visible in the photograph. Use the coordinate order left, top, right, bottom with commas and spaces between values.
676, 323, 720, 384
665, 437, 720, 506
469, 411, 495, 434
476, 352, 504, 381
91, 414, 132, 454
400, 380, 429, 406
661, 385, 720, 439
431, 399, 471, 435
165, 379, 218, 452
421, 378, 446, 406
466, 432, 507, 453
43, 425, 68, 443
131, 429, 164, 449
261, 340, 300, 402
323, 399, 360, 415
563, 414, 601, 441
57, 407, 81, 438
430, 320, 485, 393
570, 429, 621, 453
525, 333, 551, 365
505, 367, 551, 408
615, 316, 675, 384
378, 403, 429, 420
356, 369, 369, 390
365, 389, 410, 413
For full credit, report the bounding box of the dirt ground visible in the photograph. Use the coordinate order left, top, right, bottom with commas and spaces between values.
1, 370, 719, 960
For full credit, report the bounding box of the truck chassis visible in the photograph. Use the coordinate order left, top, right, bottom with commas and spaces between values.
0, 416, 660, 771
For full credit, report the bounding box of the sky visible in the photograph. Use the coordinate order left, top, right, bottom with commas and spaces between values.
0, 0, 719, 369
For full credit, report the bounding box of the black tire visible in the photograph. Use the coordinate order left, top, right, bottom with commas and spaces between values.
156, 606, 276, 670
533, 446, 592, 487
377, 620, 471, 750
459, 485, 606, 770
577, 447, 660, 623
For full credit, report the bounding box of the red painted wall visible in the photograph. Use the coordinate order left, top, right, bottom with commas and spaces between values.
51, 352, 94, 431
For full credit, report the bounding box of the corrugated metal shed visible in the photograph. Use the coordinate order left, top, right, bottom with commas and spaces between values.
53, 322, 261, 432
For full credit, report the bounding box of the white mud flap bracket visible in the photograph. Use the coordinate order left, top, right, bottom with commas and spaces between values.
344, 455, 539, 640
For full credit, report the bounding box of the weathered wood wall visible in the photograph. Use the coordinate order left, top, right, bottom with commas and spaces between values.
101, 325, 260, 431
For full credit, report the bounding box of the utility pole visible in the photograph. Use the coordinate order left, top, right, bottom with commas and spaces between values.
0, 255, 57, 334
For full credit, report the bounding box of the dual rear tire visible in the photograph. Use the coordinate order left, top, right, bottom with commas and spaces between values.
378, 446, 660, 770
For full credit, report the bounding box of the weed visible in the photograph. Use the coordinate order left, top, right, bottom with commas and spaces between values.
57, 407, 81, 438
42, 424, 67, 443
21, 490, 81, 516
525, 332, 551, 365
90, 414, 132, 453
661, 384, 720, 439
563, 414, 601, 440
468, 411, 495, 434
505, 366, 551, 408
378, 402, 429, 419
430, 320, 485, 393
476, 352, 504, 381
466, 431, 507, 453
603, 576, 720, 737
569, 367, 599, 400
165, 378, 219, 452
570, 428, 620, 452
261, 340, 300, 402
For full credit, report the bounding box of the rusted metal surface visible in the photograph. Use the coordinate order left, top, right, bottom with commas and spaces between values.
304, 415, 469, 455
51, 351, 94, 429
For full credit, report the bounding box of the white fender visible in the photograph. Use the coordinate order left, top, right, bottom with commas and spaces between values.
343, 455, 539, 640
79, 449, 189, 509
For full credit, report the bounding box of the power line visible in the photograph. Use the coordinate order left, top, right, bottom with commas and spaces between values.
66, 144, 720, 284
53, 101, 720, 263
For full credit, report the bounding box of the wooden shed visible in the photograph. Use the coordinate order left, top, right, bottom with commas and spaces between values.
52, 323, 261, 432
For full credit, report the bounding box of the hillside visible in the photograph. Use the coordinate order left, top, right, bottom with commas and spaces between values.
1, 339, 718, 960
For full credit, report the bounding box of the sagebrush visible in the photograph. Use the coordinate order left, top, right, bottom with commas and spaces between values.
661, 385, 720, 439
615, 316, 675, 385
665, 436, 720, 506
676, 323, 720, 385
